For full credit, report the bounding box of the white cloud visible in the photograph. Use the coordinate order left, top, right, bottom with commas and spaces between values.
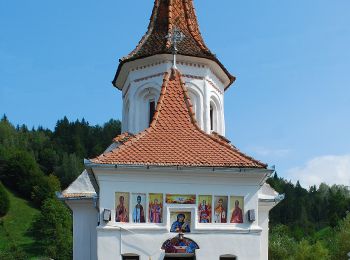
286, 155, 350, 188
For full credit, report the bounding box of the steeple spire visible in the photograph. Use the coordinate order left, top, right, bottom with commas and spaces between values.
112, 0, 235, 89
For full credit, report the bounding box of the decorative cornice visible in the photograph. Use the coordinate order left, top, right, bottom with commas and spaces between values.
134, 72, 167, 83
206, 79, 223, 95
124, 71, 223, 98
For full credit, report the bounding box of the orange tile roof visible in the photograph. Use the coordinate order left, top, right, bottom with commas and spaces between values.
112, 0, 235, 89
112, 132, 135, 143
92, 69, 266, 168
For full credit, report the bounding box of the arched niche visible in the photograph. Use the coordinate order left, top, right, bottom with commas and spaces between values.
133, 83, 160, 132
209, 94, 223, 134
186, 82, 204, 129
162, 234, 199, 255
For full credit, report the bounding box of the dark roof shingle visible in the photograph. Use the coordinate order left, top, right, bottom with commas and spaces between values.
113, 0, 235, 89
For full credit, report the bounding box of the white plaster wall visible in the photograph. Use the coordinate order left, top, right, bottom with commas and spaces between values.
258, 205, 272, 260
98, 229, 261, 260
67, 200, 98, 260
121, 58, 226, 136
94, 168, 269, 260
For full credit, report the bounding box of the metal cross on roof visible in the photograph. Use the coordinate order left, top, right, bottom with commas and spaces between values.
166, 27, 185, 69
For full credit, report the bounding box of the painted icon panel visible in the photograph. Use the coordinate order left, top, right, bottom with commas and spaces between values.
162, 236, 199, 254
198, 195, 212, 223
230, 196, 244, 223
170, 212, 191, 233
149, 193, 163, 223
131, 193, 146, 223
166, 194, 196, 204
213, 196, 228, 223
115, 192, 129, 222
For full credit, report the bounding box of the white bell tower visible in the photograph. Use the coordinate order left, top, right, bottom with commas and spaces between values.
112, 0, 235, 137
121, 56, 227, 136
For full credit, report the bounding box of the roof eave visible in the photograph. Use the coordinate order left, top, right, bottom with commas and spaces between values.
112, 54, 235, 91
56, 191, 98, 201
85, 159, 270, 173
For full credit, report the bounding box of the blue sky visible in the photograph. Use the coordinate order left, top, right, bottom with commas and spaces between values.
1, 0, 349, 187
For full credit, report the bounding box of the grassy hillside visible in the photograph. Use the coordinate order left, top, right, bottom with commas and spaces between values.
0, 187, 40, 259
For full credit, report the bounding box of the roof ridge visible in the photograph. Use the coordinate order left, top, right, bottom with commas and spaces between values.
150, 71, 170, 127
182, 0, 209, 51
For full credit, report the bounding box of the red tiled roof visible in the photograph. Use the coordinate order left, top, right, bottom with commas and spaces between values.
92, 69, 266, 168
112, 0, 235, 89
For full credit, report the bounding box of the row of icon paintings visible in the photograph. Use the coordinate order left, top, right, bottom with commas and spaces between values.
115, 193, 244, 225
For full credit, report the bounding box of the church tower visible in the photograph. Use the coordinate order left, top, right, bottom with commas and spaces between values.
114, 0, 235, 136
60, 1, 283, 260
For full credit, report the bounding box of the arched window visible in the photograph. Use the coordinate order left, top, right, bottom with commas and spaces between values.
149, 99, 156, 125
209, 95, 222, 134
210, 104, 214, 131
188, 91, 199, 121
186, 83, 204, 129
134, 85, 160, 132
210, 101, 218, 132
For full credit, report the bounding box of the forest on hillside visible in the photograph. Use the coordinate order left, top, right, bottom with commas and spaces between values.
0, 115, 349, 260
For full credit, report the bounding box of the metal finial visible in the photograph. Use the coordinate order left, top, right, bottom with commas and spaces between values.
166, 27, 185, 69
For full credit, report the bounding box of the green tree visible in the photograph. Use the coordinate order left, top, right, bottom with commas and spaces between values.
0, 181, 10, 217
0, 116, 18, 149
331, 213, 350, 260
32, 198, 72, 260
38, 147, 59, 174
269, 225, 297, 260
0, 150, 42, 199
31, 174, 61, 207
54, 153, 83, 189
294, 240, 330, 260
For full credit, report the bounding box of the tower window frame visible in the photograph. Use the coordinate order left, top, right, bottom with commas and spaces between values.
149, 99, 156, 126
210, 104, 214, 131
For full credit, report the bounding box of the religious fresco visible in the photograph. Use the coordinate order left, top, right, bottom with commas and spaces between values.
198, 195, 212, 223
149, 193, 163, 223
170, 212, 191, 233
131, 193, 146, 223
230, 196, 244, 223
115, 192, 129, 222
162, 235, 199, 254
114, 192, 244, 225
166, 194, 196, 204
214, 196, 228, 223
